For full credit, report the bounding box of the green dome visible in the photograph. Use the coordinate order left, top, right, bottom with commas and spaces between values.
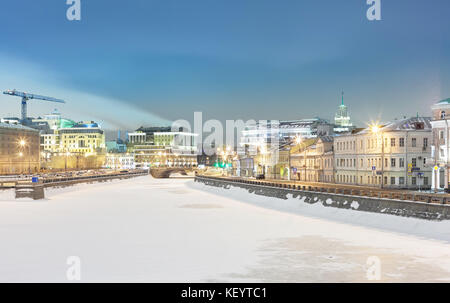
438, 98, 450, 104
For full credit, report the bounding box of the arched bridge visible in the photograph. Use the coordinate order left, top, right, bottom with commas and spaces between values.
150, 167, 197, 178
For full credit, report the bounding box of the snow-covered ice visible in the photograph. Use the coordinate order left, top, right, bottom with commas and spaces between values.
1, 176, 450, 282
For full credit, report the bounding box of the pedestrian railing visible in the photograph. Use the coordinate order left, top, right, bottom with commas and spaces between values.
196, 175, 450, 205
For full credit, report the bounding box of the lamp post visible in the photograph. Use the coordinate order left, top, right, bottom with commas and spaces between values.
371, 124, 384, 189
19, 139, 31, 175
288, 136, 302, 181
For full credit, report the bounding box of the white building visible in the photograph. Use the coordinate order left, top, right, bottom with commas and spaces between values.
430, 98, 450, 191
334, 92, 353, 133
240, 118, 334, 155
334, 117, 432, 189
105, 153, 135, 170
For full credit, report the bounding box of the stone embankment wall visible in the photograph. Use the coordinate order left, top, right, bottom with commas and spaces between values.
195, 176, 450, 221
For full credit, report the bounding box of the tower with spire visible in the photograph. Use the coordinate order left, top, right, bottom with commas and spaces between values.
334, 91, 353, 128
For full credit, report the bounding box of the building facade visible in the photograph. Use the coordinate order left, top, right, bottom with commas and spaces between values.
105, 153, 135, 170
0, 123, 40, 174
290, 136, 334, 183
334, 117, 432, 189
430, 98, 450, 191
128, 129, 198, 168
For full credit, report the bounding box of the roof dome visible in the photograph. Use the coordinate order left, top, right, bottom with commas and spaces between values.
437, 98, 450, 104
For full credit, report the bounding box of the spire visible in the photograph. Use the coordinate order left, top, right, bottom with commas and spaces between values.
341, 91, 344, 105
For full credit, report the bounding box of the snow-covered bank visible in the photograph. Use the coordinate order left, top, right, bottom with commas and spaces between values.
0, 176, 450, 282
190, 180, 450, 244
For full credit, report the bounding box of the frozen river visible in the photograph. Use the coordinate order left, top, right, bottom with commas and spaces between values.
1, 175, 450, 282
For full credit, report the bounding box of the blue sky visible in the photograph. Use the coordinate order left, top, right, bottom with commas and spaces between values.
0, 0, 449, 131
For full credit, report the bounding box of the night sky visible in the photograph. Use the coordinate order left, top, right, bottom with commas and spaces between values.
0, 0, 449, 132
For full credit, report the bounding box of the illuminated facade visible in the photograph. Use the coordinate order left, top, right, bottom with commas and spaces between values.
0, 123, 40, 174
334, 117, 431, 189
128, 129, 198, 168
334, 92, 353, 133
430, 98, 450, 191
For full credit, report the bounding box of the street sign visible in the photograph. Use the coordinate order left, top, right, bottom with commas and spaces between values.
292, 167, 297, 174
372, 166, 376, 171
32, 177, 38, 183
411, 167, 420, 172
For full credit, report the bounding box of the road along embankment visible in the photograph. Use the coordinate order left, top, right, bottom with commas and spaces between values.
195, 176, 450, 221
6, 170, 149, 200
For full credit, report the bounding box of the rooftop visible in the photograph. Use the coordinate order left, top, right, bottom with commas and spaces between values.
0, 122, 39, 132
437, 98, 450, 104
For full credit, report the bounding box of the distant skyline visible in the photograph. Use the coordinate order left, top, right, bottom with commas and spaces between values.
0, 0, 449, 131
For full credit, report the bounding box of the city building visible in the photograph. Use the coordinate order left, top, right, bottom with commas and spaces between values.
39, 117, 106, 171
334, 92, 353, 132
1, 117, 20, 125
290, 136, 334, 182
106, 140, 127, 153
334, 117, 432, 189
105, 153, 135, 170
58, 121, 106, 155
430, 98, 450, 191
240, 118, 334, 157
0, 122, 40, 174
128, 128, 198, 168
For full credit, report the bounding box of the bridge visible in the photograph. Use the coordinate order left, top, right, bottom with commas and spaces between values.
150, 167, 197, 178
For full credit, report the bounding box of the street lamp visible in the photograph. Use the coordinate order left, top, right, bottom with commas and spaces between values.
288, 136, 302, 181
370, 123, 384, 189
18, 139, 31, 174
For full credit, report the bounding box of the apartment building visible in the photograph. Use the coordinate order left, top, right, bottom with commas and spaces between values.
334, 117, 432, 189
290, 136, 334, 183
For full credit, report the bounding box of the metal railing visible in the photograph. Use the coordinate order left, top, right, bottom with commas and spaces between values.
196, 175, 450, 205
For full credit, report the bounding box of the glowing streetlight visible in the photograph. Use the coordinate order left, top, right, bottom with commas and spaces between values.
370, 125, 380, 133
295, 136, 302, 145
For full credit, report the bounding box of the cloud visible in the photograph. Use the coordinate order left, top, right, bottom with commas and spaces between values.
0, 53, 171, 130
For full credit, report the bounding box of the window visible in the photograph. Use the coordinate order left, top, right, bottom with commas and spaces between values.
412, 158, 417, 167
385, 158, 388, 167
423, 158, 426, 165
384, 176, 388, 185
412, 138, 416, 147
391, 177, 395, 185
440, 130, 444, 140
399, 177, 405, 185
423, 138, 428, 148
424, 177, 429, 185
391, 138, 396, 147
399, 138, 405, 147
399, 158, 405, 168
391, 158, 396, 167
412, 177, 417, 185
441, 111, 446, 119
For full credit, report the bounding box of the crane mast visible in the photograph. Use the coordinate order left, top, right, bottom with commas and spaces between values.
3, 89, 65, 123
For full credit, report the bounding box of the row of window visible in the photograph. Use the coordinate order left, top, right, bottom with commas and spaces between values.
336, 137, 429, 151
336, 175, 429, 186
336, 157, 426, 168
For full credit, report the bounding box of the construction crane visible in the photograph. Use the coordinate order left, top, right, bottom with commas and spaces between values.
3, 89, 65, 123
